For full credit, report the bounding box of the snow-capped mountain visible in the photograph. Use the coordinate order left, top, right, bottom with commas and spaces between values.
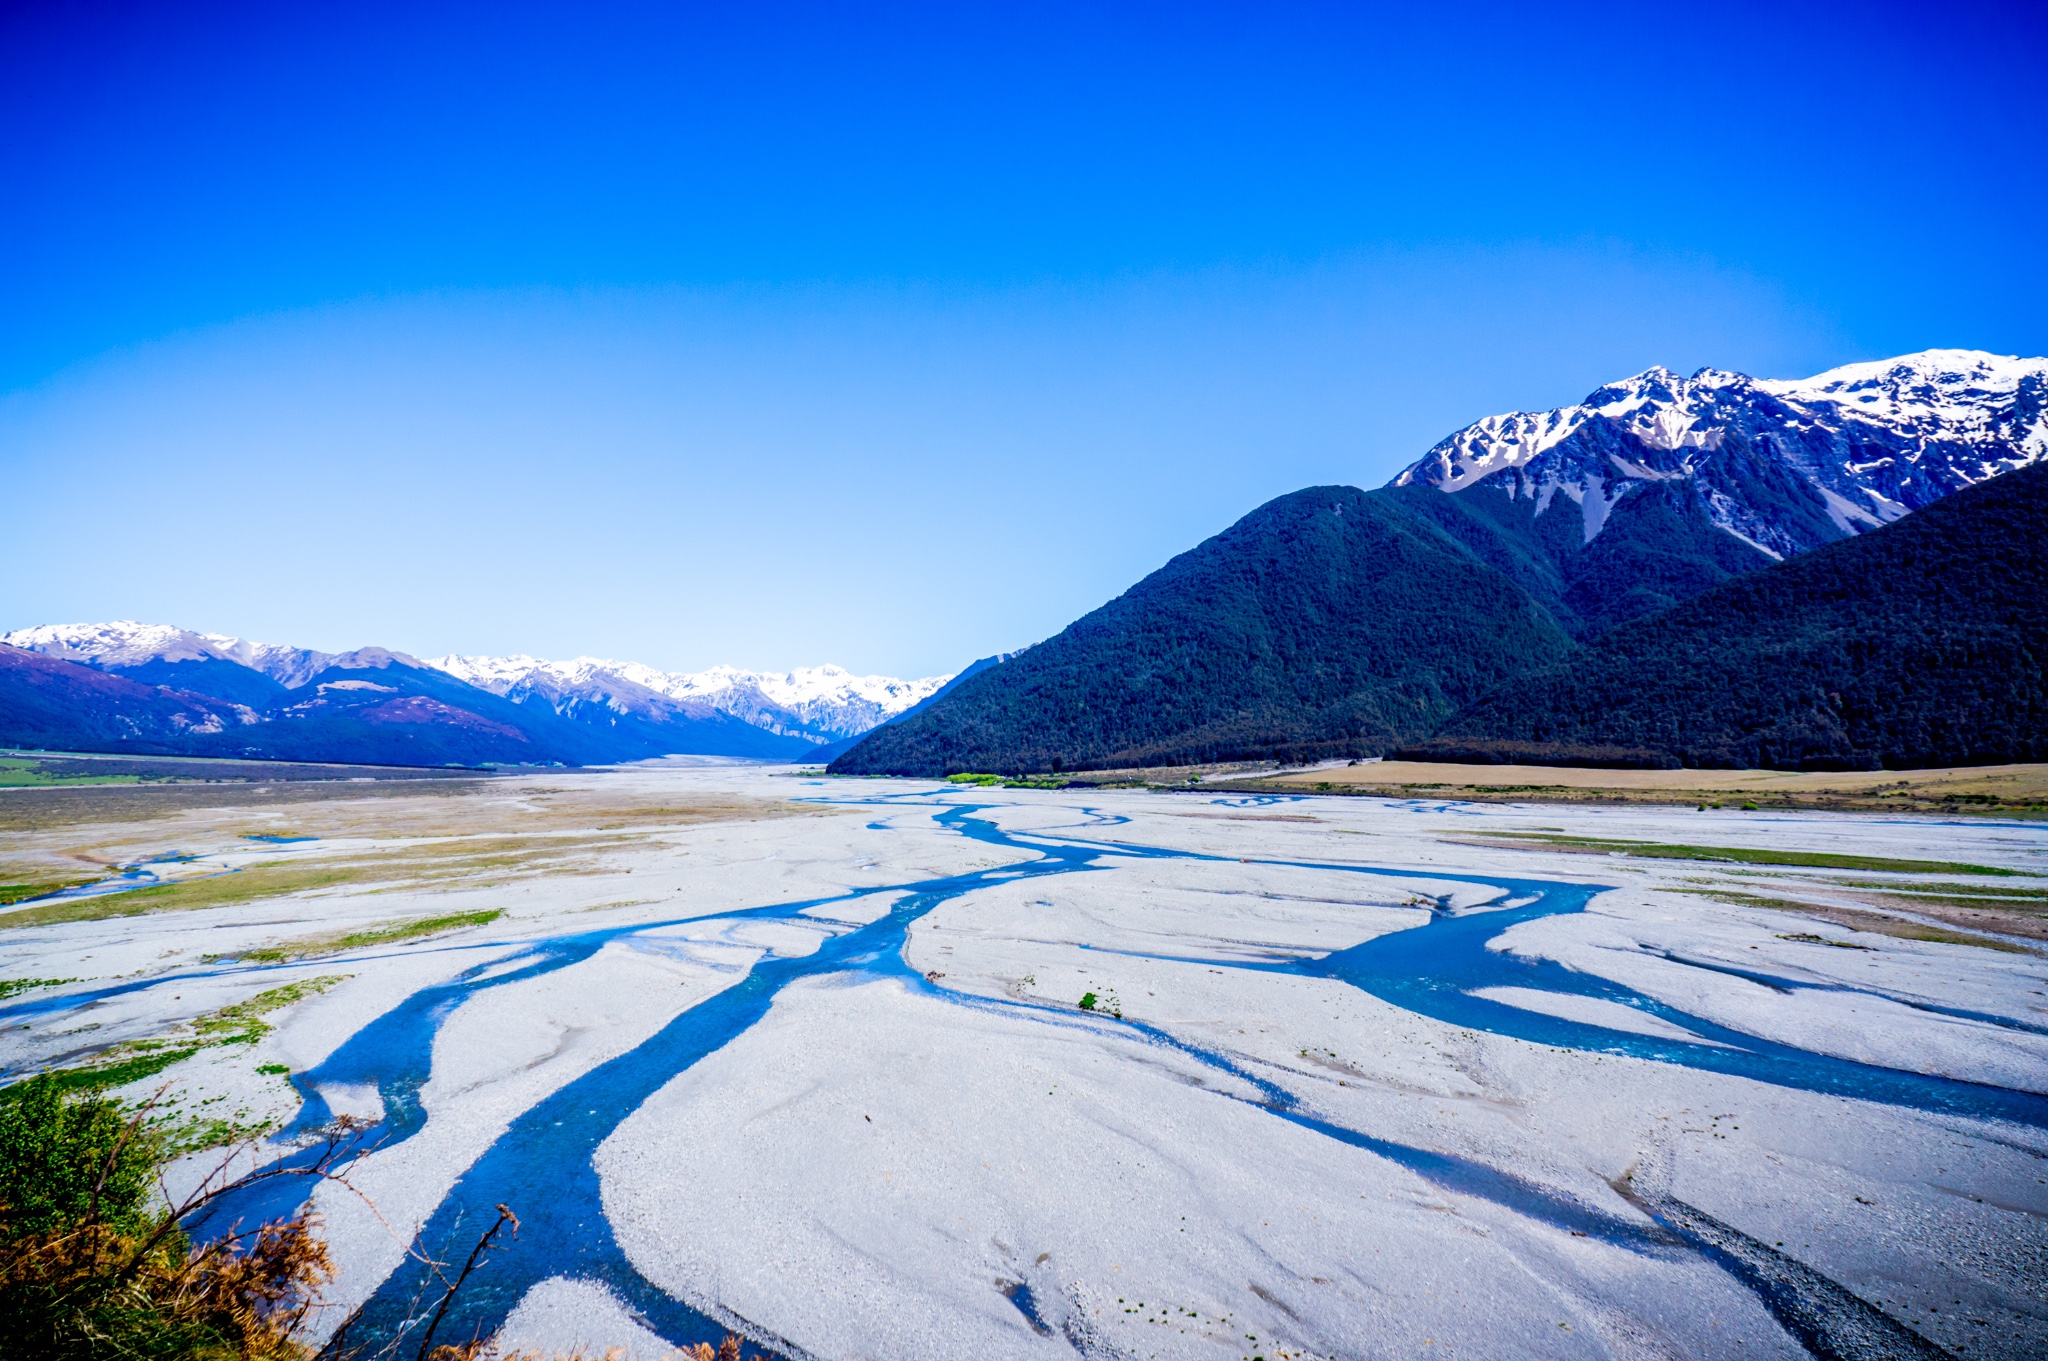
1, 622, 947, 763
0, 620, 356, 688
1391, 348, 2048, 559
426, 654, 950, 743
658, 664, 949, 741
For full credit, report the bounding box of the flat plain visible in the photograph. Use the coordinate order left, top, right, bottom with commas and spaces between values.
1252, 760, 2048, 816
1, 762, 2044, 1360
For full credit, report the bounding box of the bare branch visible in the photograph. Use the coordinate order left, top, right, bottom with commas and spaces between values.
413, 1204, 520, 1361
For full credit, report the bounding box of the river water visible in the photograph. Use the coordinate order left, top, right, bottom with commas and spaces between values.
149, 792, 2043, 1356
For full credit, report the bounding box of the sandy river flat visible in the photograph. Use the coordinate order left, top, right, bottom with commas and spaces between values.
1251, 760, 2048, 815
1, 764, 2043, 1360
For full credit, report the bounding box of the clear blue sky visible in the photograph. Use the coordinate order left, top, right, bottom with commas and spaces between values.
4, 1, 2043, 677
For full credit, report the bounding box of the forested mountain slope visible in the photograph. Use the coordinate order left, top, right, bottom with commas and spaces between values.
831, 486, 1575, 775
1430, 461, 2048, 770
836, 351, 2048, 778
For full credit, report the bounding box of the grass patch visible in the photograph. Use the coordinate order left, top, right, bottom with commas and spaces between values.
316, 907, 504, 951
1078, 987, 1122, 1018
1775, 932, 1871, 950
944, 772, 1069, 790
0, 756, 141, 788
0, 977, 80, 1001
1465, 832, 2019, 876
191, 977, 347, 1045
1856, 891, 2048, 916
0, 877, 100, 907
1, 835, 638, 930
1671, 889, 2031, 953
2, 977, 347, 1100
0, 860, 372, 929
1812, 880, 2048, 900
224, 909, 504, 963
34, 1045, 207, 1096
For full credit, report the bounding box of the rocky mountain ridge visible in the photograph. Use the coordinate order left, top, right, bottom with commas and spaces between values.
837, 348, 2048, 776
1390, 348, 2047, 561
425, 654, 947, 744
0, 622, 943, 765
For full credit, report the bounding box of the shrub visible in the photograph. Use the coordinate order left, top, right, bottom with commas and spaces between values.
0, 1077, 751, 1360
0, 1075, 333, 1360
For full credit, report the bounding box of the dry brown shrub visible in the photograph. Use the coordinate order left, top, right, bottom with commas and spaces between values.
0, 1211, 333, 1359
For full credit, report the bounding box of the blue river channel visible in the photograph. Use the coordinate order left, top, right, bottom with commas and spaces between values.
116, 794, 2048, 1353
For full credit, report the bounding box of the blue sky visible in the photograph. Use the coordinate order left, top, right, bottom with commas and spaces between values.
4, 1, 2044, 677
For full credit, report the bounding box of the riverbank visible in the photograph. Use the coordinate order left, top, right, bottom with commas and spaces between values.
2, 766, 2042, 1358
1208, 758, 2048, 816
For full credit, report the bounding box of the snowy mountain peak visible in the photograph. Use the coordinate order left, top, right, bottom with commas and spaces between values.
0, 622, 383, 690
1, 620, 232, 668
1757, 349, 2048, 459
194, 635, 340, 688
5, 622, 949, 752
426, 654, 951, 743
1389, 348, 2048, 558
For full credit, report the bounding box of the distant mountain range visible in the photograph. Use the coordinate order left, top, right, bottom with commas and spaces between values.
837, 348, 2048, 775
423, 654, 945, 746
0, 622, 946, 767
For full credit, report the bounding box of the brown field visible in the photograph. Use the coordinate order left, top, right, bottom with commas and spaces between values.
1242, 759, 2048, 814
0, 770, 811, 931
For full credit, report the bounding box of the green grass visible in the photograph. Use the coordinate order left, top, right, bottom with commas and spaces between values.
190, 976, 347, 1044
2, 976, 347, 1099
1816, 880, 2048, 899
0, 878, 100, 907
1854, 892, 2046, 917
33, 1045, 207, 1096
0, 860, 380, 929
0, 976, 80, 1001
225, 908, 504, 963
945, 771, 1069, 790
1774, 932, 1870, 950
0, 756, 140, 788
0, 838, 598, 929
1468, 832, 2020, 876
1671, 889, 2031, 952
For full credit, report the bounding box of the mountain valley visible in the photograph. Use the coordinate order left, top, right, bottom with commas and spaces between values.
836, 348, 2048, 777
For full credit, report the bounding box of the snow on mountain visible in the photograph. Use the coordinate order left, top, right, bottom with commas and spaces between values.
1390, 348, 2048, 559
199, 635, 343, 687
3, 623, 945, 750
424, 654, 710, 731
1756, 349, 2048, 464
1, 620, 236, 669
427, 655, 950, 742
659, 663, 948, 740
0, 620, 347, 686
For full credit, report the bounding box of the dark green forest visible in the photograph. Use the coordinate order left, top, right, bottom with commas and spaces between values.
835, 464, 2048, 776
1439, 461, 2048, 770
837, 486, 1575, 775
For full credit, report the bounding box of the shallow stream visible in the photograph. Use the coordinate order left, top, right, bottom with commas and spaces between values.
33, 792, 2043, 1357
